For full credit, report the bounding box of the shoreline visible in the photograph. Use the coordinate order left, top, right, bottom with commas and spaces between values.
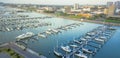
0, 42, 47, 58
40, 12, 120, 26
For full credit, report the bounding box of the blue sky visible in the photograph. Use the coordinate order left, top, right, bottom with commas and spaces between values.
0, 0, 120, 5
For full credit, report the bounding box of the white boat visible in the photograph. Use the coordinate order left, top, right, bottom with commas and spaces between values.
70, 45, 78, 48
61, 46, 71, 52
54, 49, 62, 57
109, 27, 116, 30
85, 36, 91, 39
100, 36, 107, 41
81, 38, 87, 41
38, 33, 46, 38
87, 32, 95, 36
16, 32, 34, 40
75, 51, 87, 58
82, 48, 93, 54
61, 27, 68, 30
94, 38, 104, 42
73, 40, 82, 44
75, 53, 87, 58
47, 29, 52, 31
54, 39, 63, 57
100, 36, 106, 39
52, 29, 59, 33
45, 31, 52, 35
6, 27, 10, 31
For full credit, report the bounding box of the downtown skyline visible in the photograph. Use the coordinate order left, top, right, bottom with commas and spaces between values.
0, 0, 120, 5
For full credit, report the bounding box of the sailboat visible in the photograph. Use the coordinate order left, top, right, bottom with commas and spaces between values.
54, 39, 62, 57
54, 48, 62, 57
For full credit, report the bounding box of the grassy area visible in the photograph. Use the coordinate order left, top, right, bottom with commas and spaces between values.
56, 13, 82, 19
67, 15, 82, 19
0, 48, 24, 58
105, 19, 120, 23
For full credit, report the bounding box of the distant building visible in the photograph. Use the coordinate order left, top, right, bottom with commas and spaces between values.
104, 8, 108, 15
107, 4, 116, 17
73, 3, 79, 10
115, 1, 120, 9
82, 7, 91, 12
115, 9, 120, 15
107, 2, 113, 7
44, 7, 55, 11
71, 9, 82, 13
115, 1, 120, 15
63, 6, 71, 13
36, 9, 44, 13
107, 1, 120, 17
92, 10, 104, 15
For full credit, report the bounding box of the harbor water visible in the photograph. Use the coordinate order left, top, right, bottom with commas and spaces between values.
0, 12, 120, 58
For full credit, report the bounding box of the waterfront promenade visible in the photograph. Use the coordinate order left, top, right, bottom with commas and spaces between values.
41, 13, 120, 26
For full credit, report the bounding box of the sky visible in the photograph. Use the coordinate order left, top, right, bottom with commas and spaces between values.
0, 0, 120, 5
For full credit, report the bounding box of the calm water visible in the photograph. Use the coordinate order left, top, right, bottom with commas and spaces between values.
0, 12, 120, 58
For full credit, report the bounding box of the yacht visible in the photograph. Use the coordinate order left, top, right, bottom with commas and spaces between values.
87, 32, 95, 36
100, 36, 107, 41
85, 36, 91, 39
75, 51, 87, 58
54, 39, 63, 57
82, 48, 93, 54
61, 46, 71, 52
52, 29, 59, 33
45, 31, 52, 35
38, 33, 46, 38
6, 27, 10, 31
70, 45, 78, 48
16, 32, 34, 40
108, 27, 116, 30
73, 40, 82, 44
94, 38, 104, 42
54, 49, 62, 57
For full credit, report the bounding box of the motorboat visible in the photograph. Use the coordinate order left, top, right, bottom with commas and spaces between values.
70, 45, 78, 48
87, 32, 95, 36
54, 49, 62, 57
38, 33, 46, 38
52, 29, 59, 33
61, 46, 71, 52
82, 48, 93, 54
45, 31, 52, 35
75, 51, 87, 58
16, 32, 34, 40
73, 40, 82, 44
81, 38, 87, 41
94, 38, 104, 42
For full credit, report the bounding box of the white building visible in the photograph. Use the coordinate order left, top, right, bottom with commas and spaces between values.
73, 3, 79, 10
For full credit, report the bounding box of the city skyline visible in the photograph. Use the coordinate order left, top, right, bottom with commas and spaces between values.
0, 0, 120, 5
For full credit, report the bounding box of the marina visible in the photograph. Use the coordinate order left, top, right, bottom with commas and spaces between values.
60, 26, 116, 58
0, 6, 120, 58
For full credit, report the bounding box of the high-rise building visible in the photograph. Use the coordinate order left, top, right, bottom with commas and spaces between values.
108, 4, 116, 16
107, 2, 113, 7
115, 1, 120, 9
74, 3, 79, 10
104, 8, 108, 15
63, 6, 71, 13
